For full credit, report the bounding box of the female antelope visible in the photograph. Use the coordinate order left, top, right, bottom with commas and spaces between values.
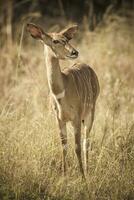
27, 23, 100, 177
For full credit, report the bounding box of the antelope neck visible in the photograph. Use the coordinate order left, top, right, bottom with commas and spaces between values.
44, 45, 65, 96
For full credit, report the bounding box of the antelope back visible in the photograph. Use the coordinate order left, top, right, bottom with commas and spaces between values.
63, 63, 100, 113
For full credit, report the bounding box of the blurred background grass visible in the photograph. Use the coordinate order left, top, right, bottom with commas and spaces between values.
0, 1, 134, 200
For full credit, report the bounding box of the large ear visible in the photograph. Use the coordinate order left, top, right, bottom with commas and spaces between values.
61, 25, 78, 40
27, 23, 44, 40
27, 23, 52, 45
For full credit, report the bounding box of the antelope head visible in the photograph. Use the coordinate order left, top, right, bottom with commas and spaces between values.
27, 23, 79, 60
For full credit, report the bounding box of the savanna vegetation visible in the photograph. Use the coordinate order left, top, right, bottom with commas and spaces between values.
0, 1, 134, 200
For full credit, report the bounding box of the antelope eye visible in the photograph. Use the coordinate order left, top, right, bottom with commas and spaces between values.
53, 40, 60, 44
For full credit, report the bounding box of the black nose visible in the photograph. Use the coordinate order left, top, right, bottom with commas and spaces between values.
71, 50, 78, 56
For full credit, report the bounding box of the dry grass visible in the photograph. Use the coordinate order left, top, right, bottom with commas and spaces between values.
0, 14, 134, 200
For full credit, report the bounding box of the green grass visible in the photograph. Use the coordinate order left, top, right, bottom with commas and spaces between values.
0, 14, 134, 200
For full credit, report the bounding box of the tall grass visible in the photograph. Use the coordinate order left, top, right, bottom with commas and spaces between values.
0, 13, 134, 200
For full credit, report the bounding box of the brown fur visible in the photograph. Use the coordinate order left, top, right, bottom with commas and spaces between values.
27, 23, 100, 177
